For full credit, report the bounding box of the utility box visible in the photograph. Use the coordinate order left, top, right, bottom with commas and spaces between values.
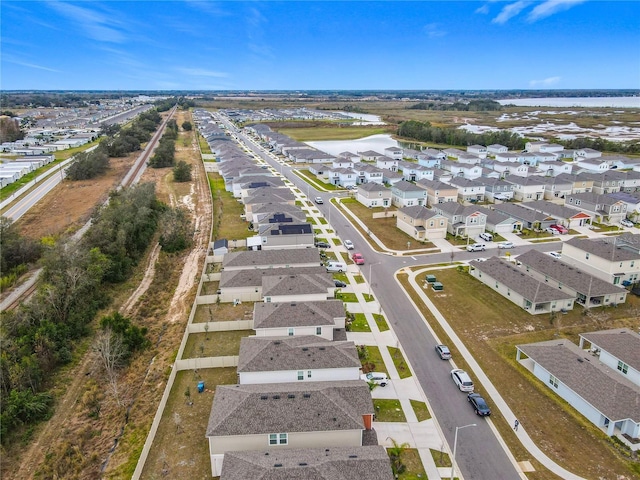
197, 381, 205, 393
426, 274, 437, 283
432, 282, 444, 291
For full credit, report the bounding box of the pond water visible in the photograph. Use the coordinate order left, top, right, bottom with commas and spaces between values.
498, 97, 639, 108
307, 134, 398, 156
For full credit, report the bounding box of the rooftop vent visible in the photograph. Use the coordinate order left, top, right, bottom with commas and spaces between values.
288, 394, 295, 399
303, 393, 311, 398
299, 462, 308, 466
302, 347, 309, 351
274, 463, 283, 468
260, 395, 268, 400
348, 455, 358, 458
319, 347, 325, 351
577, 358, 584, 363
273, 395, 280, 399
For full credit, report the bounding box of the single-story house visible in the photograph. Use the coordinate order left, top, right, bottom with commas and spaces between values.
469, 257, 576, 314
222, 249, 321, 271
253, 300, 346, 340
237, 336, 361, 385
262, 272, 336, 303
206, 381, 375, 476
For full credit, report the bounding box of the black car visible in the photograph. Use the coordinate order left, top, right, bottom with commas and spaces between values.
334, 280, 347, 288
468, 393, 491, 416
315, 241, 331, 249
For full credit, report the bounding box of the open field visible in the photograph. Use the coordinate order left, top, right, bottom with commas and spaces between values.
340, 198, 435, 251
399, 268, 640, 480
271, 125, 395, 141
139, 367, 238, 480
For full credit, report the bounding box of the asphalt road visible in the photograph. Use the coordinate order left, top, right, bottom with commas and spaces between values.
224, 118, 559, 479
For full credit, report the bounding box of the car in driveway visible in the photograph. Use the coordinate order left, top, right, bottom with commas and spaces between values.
451, 369, 474, 392
314, 197, 324, 204
315, 241, 331, 249
435, 344, 452, 360
343, 239, 354, 250
621, 218, 635, 228
360, 372, 388, 387
468, 393, 491, 416
497, 241, 514, 249
466, 243, 486, 252
352, 253, 365, 265
334, 280, 347, 288
550, 224, 568, 234
545, 227, 560, 235
549, 251, 562, 259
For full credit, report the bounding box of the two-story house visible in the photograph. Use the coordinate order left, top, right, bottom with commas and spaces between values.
416, 179, 458, 206
565, 192, 627, 224
356, 182, 392, 208
391, 180, 427, 207
505, 176, 546, 201
434, 202, 487, 237
448, 177, 486, 202
396, 205, 448, 241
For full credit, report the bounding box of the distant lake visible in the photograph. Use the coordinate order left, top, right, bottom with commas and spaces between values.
498, 97, 640, 108
307, 134, 397, 156
334, 111, 385, 125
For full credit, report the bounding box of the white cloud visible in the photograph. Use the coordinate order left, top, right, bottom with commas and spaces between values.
475, 4, 490, 14
176, 67, 228, 78
4, 56, 60, 73
492, 1, 531, 24
529, 76, 562, 87
424, 23, 446, 38
527, 0, 586, 22
47, 2, 127, 43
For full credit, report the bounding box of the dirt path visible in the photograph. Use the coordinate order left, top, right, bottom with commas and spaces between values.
121, 243, 162, 316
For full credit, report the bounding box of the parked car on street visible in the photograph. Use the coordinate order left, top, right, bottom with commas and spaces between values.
361, 372, 388, 387
497, 241, 514, 249
344, 239, 354, 250
435, 344, 452, 360
621, 218, 634, 228
352, 253, 365, 265
451, 369, 474, 392
466, 243, 486, 252
315, 241, 331, 249
479, 232, 493, 242
468, 393, 491, 416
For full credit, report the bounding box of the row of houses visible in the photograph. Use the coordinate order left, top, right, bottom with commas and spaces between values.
517, 329, 640, 449
194, 112, 395, 478
0, 155, 55, 188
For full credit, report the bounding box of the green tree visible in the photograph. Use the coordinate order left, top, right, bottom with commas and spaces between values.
181, 121, 193, 131
159, 207, 192, 253
173, 160, 192, 182
387, 438, 410, 476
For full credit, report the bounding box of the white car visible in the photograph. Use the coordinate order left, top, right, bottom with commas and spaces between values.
621, 219, 634, 228
549, 251, 562, 259
498, 241, 514, 249
360, 372, 388, 387
314, 197, 324, 204
466, 243, 486, 252
545, 227, 560, 235
343, 240, 354, 250
451, 369, 474, 392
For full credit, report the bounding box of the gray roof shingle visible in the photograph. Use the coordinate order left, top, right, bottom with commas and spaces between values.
253, 300, 345, 329
580, 329, 640, 372
238, 336, 361, 373
262, 273, 335, 296
206, 381, 373, 436
220, 266, 327, 289
223, 249, 321, 269
518, 339, 640, 422
220, 446, 394, 480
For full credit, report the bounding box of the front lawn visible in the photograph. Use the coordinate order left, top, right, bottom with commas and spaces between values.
349, 313, 371, 332
410, 399, 431, 421
373, 399, 407, 422
373, 313, 390, 332
388, 346, 412, 378
395, 448, 427, 480
358, 345, 388, 375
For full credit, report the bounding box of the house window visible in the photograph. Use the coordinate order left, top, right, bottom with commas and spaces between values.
288, 328, 294, 336
631, 261, 635, 268
440, 220, 445, 226
614, 277, 621, 285
269, 433, 288, 445
266, 297, 272, 302
297, 371, 304, 381
307, 370, 312, 378
507, 289, 511, 296
429, 221, 434, 227
316, 327, 322, 335
618, 361, 629, 374
495, 282, 499, 289
549, 375, 559, 388
585, 253, 590, 260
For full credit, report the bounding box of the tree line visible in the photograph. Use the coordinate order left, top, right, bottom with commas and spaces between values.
553, 136, 640, 154
154, 97, 196, 112
0, 182, 192, 445
397, 120, 527, 150
407, 99, 503, 111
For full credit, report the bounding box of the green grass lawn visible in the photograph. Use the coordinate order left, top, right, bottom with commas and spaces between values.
336, 292, 358, 303
182, 330, 252, 359
276, 125, 393, 141
359, 345, 389, 375
388, 346, 412, 378
198, 133, 212, 154
395, 448, 428, 480
373, 313, 390, 332
208, 173, 252, 240
430, 448, 452, 468
332, 272, 349, 283
363, 293, 375, 302
353, 274, 365, 284
349, 313, 371, 332
373, 399, 407, 422
410, 399, 431, 421
296, 169, 340, 190
317, 217, 328, 225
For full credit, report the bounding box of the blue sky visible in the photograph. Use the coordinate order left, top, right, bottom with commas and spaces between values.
2, 1, 638, 90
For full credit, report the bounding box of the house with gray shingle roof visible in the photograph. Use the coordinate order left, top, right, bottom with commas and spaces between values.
564, 192, 628, 225
560, 235, 640, 285
391, 181, 427, 208
492, 202, 556, 230
206, 381, 375, 476
475, 207, 522, 234
223, 249, 321, 271
448, 177, 486, 202
516, 337, 640, 446
262, 273, 336, 303
250, 222, 315, 250
469, 257, 575, 314
434, 202, 487, 237
519, 200, 593, 228
396, 206, 447, 241
237, 336, 361, 384
416, 179, 458, 206
356, 182, 391, 208
579, 329, 640, 387
253, 300, 346, 340
219, 446, 395, 480
516, 250, 628, 307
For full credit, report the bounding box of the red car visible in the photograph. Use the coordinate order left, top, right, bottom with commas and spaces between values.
550, 224, 568, 234
351, 253, 365, 265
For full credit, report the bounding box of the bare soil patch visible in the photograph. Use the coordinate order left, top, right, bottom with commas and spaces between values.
193, 301, 255, 323
182, 330, 253, 359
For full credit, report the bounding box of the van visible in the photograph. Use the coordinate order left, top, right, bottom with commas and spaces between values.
466, 243, 486, 252
326, 262, 346, 273
451, 369, 474, 392
479, 232, 493, 242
